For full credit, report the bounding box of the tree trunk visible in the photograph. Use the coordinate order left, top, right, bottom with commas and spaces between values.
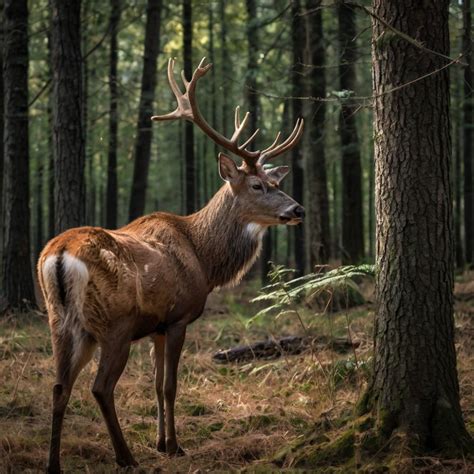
51, 0, 85, 233
106, 0, 120, 229
2, 0, 35, 309
338, 0, 364, 264
364, 0, 473, 453
0, 0, 4, 279
291, 0, 306, 277
220, 0, 229, 138
183, 0, 195, 215
304, 0, 330, 269
128, 0, 162, 221
463, 0, 472, 265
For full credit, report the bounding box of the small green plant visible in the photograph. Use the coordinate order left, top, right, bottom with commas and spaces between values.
248, 264, 375, 326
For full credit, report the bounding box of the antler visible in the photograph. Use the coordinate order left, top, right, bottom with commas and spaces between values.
152, 58, 304, 169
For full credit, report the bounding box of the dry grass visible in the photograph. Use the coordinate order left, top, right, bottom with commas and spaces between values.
0, 278, 473, 473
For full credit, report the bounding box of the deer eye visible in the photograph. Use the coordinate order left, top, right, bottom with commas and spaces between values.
252, 183, 263, 191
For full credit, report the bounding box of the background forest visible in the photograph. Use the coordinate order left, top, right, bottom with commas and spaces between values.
0, 0, 472, 301
1, 0, 474, 472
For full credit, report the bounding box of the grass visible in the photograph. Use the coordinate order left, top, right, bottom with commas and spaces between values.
0, 275, 473, 473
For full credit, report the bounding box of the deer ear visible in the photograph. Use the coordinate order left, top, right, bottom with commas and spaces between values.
265, 166, 290, 184
218, 153, 240, 183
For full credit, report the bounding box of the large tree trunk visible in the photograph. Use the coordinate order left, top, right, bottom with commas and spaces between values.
106, 0, 120, 229
128, 0, 162, 221
51, 0, 85, 233
463, 0, 472, 265
183, 0, 195, 215
304, 0, 330, 269
2, 0, 35, 309
364, 0, 473, 453
338, 0, 364, 264
291, 0, 306, 277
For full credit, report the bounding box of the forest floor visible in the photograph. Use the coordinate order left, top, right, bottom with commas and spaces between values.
0, 273, 473, 473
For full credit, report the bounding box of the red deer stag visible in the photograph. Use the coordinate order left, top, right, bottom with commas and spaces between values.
38, 57, 304, 472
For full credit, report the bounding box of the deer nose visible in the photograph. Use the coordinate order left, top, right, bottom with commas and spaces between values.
293, 205, 305, 219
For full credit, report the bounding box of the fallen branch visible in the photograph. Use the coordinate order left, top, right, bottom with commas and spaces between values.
212, 335, 360, 364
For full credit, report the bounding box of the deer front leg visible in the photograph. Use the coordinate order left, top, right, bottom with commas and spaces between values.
164, 324, 187, 456
153, 334, 166, 453
92, 338, 137, 468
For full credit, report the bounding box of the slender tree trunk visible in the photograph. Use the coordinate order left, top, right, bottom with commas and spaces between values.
291, 0, 306, 276
183, 0, 195, 214
0, 0, 4, 278
338, 0, 364, 264
35, 162, 44, 260
106, 0, 120, 229
47, 28, 55, 239
463, 0, 472, 265
304, 0, 330, 269
51, 0, 85, 233
363, 0, 473, 453
128, 0, 162, 221
2, 0, 35, 308
220, 0, 229, 137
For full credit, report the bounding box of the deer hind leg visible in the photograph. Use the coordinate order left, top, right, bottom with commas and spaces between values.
91, 338, 137, 468
153, 334, 166, 453
48, 324, 97, 474
164, 324, 187, 456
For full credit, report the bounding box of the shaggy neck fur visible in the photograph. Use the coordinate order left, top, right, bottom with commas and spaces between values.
187, 184, 266, 289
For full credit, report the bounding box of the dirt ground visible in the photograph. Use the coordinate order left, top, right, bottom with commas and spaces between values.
0, 276, 473, 473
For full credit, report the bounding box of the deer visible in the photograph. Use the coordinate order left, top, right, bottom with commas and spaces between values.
37, 57, 305, 472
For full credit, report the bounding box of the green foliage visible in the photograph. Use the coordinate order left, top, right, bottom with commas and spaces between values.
248, 264, 375, 326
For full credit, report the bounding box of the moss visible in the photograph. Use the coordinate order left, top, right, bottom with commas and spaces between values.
298, 429, 355, 468
355, 390, 371, 416
376, 408, 399, 438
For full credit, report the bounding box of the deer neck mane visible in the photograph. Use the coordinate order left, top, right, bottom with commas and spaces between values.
188, 184, 266, 289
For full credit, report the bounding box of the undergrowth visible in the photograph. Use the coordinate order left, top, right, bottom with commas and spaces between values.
0, 270, 472, 472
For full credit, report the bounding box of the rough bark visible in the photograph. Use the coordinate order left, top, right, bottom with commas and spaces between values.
463, 0, 473, 264
0, 0, 4, 276
304, 0, 330, 269
128, 0, 162, 221
338, 1, 364, 264
2, 0, 35, 309
106, 0, 120, 229
291, 0, 306, 277
51, 0, 85, 233
365, 0, 473, 453
183, 0, 195, 214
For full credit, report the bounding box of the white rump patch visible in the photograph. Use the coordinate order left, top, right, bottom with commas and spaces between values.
246, 223, 266, 241
62, 252, 89, 312
42, 255, 58, 286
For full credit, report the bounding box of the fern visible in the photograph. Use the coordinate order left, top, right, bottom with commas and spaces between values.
248, 264, 375, 326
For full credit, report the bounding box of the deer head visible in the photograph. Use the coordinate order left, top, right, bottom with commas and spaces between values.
152, 57, 305, 226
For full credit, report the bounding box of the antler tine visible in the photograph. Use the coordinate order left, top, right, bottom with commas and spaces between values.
152, 57, 262, 163
239, 128, 260, 150
180, 69, 190, 89
258, 118, 304, 165
261, 131, 281, 155
167, 58, 184, 99
234, 106, 241, 129
231, 110, 250, 142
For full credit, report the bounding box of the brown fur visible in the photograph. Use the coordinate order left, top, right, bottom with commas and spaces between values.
38, 156, 303, 472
